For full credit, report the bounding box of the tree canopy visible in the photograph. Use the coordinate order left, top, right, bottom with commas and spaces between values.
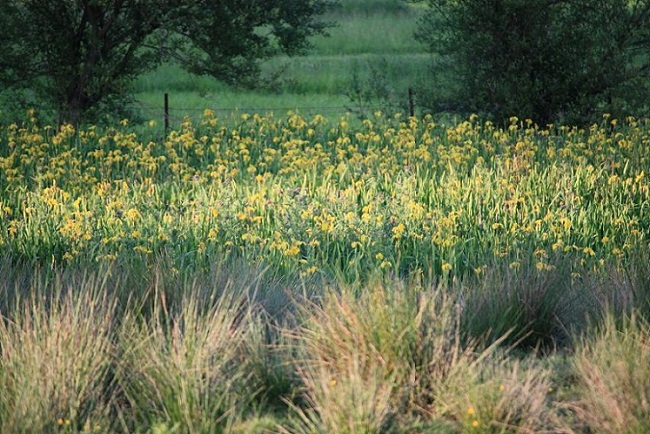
0, 0, 334, 125
416, 0, 650, 125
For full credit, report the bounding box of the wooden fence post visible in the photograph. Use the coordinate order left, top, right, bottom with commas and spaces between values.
164, 93, 169, 136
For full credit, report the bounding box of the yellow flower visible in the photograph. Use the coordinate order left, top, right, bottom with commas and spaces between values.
635, 171, 645, 183
392, 222, 406, 239
125, 208, 141, 222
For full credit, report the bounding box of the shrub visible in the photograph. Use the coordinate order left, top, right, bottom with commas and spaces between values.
416, 0, 650, 125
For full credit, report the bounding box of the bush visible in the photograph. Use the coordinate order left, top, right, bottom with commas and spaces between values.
416, 0, 650, 125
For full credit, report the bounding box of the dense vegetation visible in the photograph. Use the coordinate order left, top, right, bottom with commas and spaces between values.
416, 0, 650, 124
1, 110, 650, 432
2, 0, 650, 432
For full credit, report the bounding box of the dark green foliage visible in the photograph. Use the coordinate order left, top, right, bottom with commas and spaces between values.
0, 0, 169, 125
416, 0, 650, 125
0, 0, 334, 125
172, 0, 336, 88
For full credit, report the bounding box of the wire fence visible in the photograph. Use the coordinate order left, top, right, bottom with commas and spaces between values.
138, 90, 416, 133
137, 97, 355, 128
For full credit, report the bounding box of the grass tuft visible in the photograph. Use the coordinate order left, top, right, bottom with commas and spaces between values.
573, 312, 650, 433
116, 280, 263, 433
0, 274, 116, 432
282, 279, 503, 431
460, 255, 588, 351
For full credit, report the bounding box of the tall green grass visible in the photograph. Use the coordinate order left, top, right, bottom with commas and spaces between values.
133, 0, 428, 121
311, 11, 425, 55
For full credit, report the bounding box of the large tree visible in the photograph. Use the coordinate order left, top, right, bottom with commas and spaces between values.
0, 0, 333, 125
416, 0, 650, 125
174, 0, 332, 86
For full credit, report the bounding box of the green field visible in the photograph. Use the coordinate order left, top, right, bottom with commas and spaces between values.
2, 1, 650, 432
134, 0, 429, 125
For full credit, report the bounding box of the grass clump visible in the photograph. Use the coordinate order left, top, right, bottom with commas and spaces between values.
573, 313, 650, 433
0, 274, 116, 433
280, 282, 546, 433
460, 255, 589, 351
116, 278, 269, 433
456, 360, 557, 433
280, 278, 563, 433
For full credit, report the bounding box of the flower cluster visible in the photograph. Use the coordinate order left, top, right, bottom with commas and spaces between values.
0, 111, 648, 278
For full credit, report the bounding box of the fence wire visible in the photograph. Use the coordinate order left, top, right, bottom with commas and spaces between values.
137, 99, 356, 125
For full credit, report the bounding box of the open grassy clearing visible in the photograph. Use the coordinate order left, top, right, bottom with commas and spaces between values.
262, 53, 431, 94
310, 9, 425, 55
134, 52, 431, 126
133, 0, 429, 124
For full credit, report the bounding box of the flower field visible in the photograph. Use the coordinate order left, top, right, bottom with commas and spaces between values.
1, 111, 648, 279
1, 110, 650, 433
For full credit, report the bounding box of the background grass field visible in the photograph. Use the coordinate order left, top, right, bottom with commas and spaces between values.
134, 0, 430, 124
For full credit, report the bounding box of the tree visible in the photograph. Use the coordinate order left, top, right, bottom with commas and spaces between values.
0, 0, 333, 125
173, 0, 332, 87
416, 0, 650, 125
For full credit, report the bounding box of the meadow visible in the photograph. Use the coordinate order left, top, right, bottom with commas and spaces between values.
1, 109, 650, 432
134, 0, 429, 124
2, 0, 650, 432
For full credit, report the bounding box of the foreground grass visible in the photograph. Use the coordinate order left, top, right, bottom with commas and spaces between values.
0, 257, 649, 433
